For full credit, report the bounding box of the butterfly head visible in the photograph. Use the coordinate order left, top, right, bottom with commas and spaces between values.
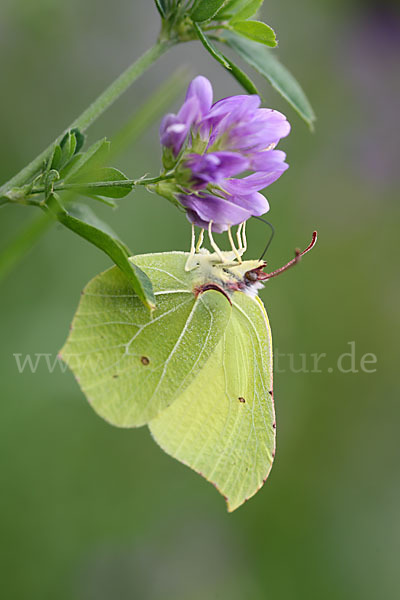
190, 231, 318, 301
190, 250, 268, 300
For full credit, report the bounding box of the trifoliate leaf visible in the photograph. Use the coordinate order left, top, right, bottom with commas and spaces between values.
191, 0, 228, 22
230, 20, 277, 47
230, 0, 264, 22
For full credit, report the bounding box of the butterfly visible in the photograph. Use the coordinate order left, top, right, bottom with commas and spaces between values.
60, 232, 316, 511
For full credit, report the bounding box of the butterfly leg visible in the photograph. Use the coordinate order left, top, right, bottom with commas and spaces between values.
241, 221, 247, 254
195, 228, 204, 252
208, 221, 226, 263
185, 223, 197, 271
228, 226, 242, 263
236, 223, 243, 253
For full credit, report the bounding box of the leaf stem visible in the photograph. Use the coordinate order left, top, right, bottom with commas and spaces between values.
29, 174, 174, 196
0, 39, 173, 198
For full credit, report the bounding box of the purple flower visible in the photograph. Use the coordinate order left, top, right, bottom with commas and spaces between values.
183, 152, 250, 189
159, 76, 212, 159
159, 76, 290, 232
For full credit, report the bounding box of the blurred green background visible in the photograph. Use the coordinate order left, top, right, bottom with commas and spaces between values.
1, 1, 399, 598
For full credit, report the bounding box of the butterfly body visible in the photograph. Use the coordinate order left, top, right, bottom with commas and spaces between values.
187, 249, 267, 299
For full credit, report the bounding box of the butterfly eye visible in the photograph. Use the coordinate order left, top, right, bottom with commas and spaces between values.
245, 271, 258, 283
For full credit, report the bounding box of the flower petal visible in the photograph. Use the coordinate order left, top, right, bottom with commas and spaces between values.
227, 191, 270, 215
185, 210, 227, 233
184, 151, 249, 187
206, 95, 261, 123
159, 114, 189, 156
179, 192, 253, 230
249, 149, 289, 175
185, 76, 213, 116
223, 171, 284, 195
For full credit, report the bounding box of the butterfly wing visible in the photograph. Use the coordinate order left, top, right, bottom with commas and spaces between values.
149, 292, 275, 511
60, 252, 231, 427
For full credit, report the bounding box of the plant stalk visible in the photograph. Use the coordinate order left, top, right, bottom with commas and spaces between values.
0, 39, 173, 198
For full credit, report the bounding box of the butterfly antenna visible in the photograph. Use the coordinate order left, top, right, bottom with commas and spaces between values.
260, 231, 318, 280
254, 216, 275, 261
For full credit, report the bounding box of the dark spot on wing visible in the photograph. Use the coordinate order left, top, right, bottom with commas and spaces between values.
238, 397, 246, 403
112, 374, 119, 379
140, 356, 150, 366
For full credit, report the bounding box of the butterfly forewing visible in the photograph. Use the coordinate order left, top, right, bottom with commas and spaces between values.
60, 253, 231, 427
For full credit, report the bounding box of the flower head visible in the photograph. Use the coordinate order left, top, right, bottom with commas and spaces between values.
159, 76, 213, 166
159, 76, 290, 232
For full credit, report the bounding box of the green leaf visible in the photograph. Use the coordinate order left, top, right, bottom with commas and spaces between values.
67, 203, 126, 247
222, 54, 260, 94
230, 19, 276, 46
58, 153, 84, 181
194, 23, 231, 70
230, 0, 264, 21
64, 138, 110, 181
215, 0, 247, 18
60, 252, 231, 426
84, 194, 117, 208
46, 193, 156, 310
225, 32, 316, 128
70, 127, 86, 153
82, 167, 131, 199
194, 24, 259, 93
50, 145, 63, 171
60, 131, 77, 167
50, 129, 84, 174
154, 0, 166, 17
191, 0, 228, 22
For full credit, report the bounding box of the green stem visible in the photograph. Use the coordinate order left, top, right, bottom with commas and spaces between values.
30, 174, 174, 196
0, 38, 173, 198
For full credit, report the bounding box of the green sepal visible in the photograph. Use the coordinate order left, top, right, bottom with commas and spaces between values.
162, 146, 178, 171
151, 181, 183, 211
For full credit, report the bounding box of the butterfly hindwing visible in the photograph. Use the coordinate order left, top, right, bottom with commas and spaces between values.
149, 292, 275, 511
